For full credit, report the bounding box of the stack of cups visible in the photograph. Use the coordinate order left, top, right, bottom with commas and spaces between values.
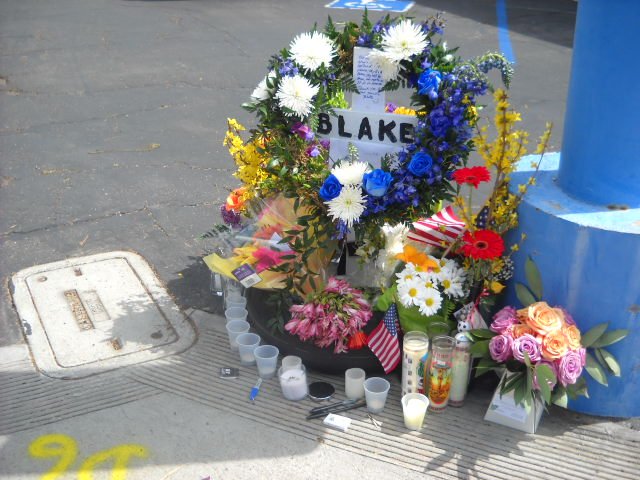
224, 279, 249, 352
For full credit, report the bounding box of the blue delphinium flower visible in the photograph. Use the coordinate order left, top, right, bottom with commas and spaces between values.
279, 58, 299, 77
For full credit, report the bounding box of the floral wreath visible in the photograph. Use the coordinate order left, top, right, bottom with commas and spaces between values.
224, 12, 513, 293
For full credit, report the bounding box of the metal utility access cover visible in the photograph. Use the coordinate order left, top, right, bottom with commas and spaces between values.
11, 251, 196, 379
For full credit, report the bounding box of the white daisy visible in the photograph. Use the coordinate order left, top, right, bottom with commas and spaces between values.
440, 265, 467, 299
326, 185, 366, 228
397, 277, 427, 308
289, 32, 336, 72
396, 263, 418, 283
331, 161, 370, 186
276, 75, 319, 118
381, 20, 428, 62
368, 49, 400, 82
250, 71, 276, 102
418, 287, 443, 316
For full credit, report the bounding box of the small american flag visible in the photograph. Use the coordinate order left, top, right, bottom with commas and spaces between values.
407, 205, 466, 248
367, 303, 401, 373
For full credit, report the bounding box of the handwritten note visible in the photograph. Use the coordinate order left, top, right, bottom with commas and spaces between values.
352, 47, 385, 112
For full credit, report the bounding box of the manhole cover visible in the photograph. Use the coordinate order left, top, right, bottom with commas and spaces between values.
11, 251, 196, 379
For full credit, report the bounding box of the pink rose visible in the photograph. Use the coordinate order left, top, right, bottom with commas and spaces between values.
489, 334, 513, 363
557, 350, 584, 386
490, 306, 519, 334
512, 334, 542, 363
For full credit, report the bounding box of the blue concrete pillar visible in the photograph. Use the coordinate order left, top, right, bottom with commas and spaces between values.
558, 0, 640, 207
505, 0, 640, 417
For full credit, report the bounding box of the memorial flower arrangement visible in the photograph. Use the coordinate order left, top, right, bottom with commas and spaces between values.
467, 258, 628, 409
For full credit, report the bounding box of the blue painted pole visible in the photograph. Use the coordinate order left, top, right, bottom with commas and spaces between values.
505, 0, 640, 417
558, 0, 640, 207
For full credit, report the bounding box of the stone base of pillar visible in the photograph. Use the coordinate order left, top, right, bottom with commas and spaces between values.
504, 153, 640, 417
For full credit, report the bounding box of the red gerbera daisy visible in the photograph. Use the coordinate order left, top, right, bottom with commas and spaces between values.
452, 166, 491, 188
460, 229, 504, 259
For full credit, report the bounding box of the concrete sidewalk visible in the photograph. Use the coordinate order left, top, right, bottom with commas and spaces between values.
2, 1, 639, 479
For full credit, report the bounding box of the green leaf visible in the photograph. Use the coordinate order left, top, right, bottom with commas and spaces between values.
515, 283, 536, 308
469, 340, 490, 357
524, 256, 543, 300
551, 387, 568, 408
513, 378, 527, 407
535, 364, 555, 405
597, 348, 622, 377
591, 329, 629, 347
581, 322, 609, 347
585, 352, 608, 386
467, 329, 497, 340
523, 351, 531, 368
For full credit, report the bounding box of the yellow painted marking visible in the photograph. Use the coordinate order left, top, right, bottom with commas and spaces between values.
28, 434, 78, 480
78, 444, 149, 480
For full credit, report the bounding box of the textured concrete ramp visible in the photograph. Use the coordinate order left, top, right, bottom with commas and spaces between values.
129, 322, 640, 479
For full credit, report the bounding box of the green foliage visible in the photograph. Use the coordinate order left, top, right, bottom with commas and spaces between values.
524, 256, 543, 300
515, 283, 536, 307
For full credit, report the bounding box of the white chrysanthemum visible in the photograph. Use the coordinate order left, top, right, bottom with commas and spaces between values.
276, 75, 319, 118
396, 263, 418, 283
289, 32, 336, 71
417, 287, 443, 316
397, 277, 427, 308
326, 185, 366, 227
250, 71, 276, 102
331, 161, 370, 186
381, 19, 428, 62
368, 49, 400, 82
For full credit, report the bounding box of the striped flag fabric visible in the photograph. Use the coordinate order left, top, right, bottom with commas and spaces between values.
407, 205, 466, 248
367, 303, 401, 373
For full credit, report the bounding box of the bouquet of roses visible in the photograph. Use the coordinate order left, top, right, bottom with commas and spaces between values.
467, 258, 628, 408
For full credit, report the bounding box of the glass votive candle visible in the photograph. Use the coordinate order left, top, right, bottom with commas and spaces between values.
236, 333, 261, 366
281, 355, 302, 372
225, 320, 250, 351
345, 368, 366, 400
364, 377, 390, 414
279, 365, 308, 401
254, 345, 279, 379
401, 393, 429, 431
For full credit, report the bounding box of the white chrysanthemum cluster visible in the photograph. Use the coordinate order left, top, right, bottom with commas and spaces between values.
396, 259, 467, 316
289, 32, 336, 72
251, 71, 276, 102
368, 20, 428, 82
326, 184, 367, 228
331, 160, 370, 186
275, 74, 319, 118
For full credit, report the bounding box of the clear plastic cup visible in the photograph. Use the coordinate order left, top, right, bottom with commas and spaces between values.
254, 345, 279, 379
226, 295, 247, 310
364, 377, 391, 414
225, 320, 250, 351
345, 368, 366, 400
281, 355, 302, 372
236, 333, 261, 366
401, 393, 429, 430
225, 307, 248, 323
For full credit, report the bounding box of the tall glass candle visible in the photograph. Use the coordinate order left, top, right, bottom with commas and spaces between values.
428, 335, 455, 412
402, 331, 429, 396
449, 333, 472, 407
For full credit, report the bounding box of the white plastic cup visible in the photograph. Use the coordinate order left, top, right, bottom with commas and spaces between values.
281, 355, 302, 372
226, 295, 247, 310
401, 393, 429, 431
254, 345, 279, 379
345, 368, 366, 400
223, 278, 244, 297
364, 377, 391, 414
236, 333, 261, 366
225, 320, 250, 351
225, 307, 248, 323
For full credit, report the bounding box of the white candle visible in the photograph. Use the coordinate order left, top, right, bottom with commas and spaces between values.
345, 368, 365, 400
404, 398, 427, 430
279, 367, 308, 401
402, 332, 429, 396
449, 334, 471, 407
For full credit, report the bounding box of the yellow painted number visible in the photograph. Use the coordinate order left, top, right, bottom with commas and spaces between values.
28, 434, 78, 480
78, 444, 149, 480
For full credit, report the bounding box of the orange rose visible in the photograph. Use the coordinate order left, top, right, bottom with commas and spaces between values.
563, 324, 582, 350
511, 323, 536, 338
541, 330, 570, 360
524, 302, 564, 336
225, 187, 247, 212
516, 307, 529, 323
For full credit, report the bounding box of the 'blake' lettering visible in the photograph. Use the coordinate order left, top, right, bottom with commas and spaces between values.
358, 117, 373, 141
378, 120, 397, 143
317, 113, 332, 135
338, 115, 352, 138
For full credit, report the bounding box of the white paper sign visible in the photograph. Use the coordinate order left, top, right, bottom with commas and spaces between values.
352, 46, 385, 112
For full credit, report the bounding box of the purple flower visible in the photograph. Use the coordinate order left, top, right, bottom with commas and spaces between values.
532, 360, 558, 391
306, 145, 320, 157
320, 139, 330, 150
292, 122, 314, 141
578, 347, 586, 367
489, 334, 513, 363
557, 350, 584, 386
512, 334, 542, 363
490, 306, 518, 334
